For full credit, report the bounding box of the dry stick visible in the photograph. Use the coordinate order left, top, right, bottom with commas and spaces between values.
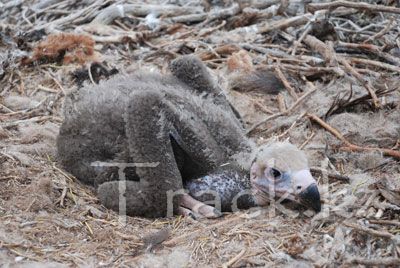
299, 132, 315, 149
338, 58, 380, 107
0, 0, 24, 10
303, 35, 380, 108
254, 100, 275, 115
94, 34, 143, 43
240, 43, 324, 65
290, 17, 314, 56
347, 258, 400, 266
79, 26, 158, 43
309, 167, 350, 183
276, 93, 286, 113
31, 0, 59, 11
307, 113, 400, 160
308, 0, 400, 15
247, 82, 317, 135
0, 116, 59, 128
34, 0, 105, 30
250, 3, 281, 20
91, 4, 202, 25
348, 57, 400, 74
225, 4, 282, 34
257, 13, 313, 34
204, 3, 240, 24
337, 41, 400, 67
364, 17, 395, 44
337, 42, 383, 54
281, 64, 343, 75
59, 187, 67, 207
240, 0, 281, 9
283, 64, 380, 77
277, 112, 306, 139
275, 66, 298, 99
369, 219, 400, 227
198, 20, 226, 37
343, 222, 395, 240
169, 13, 207, 23
303, 35, 335, 63
291, 28, 312, 56
171, 3, 240, 24
222, 249, 246, 268
276, 0, 289, 15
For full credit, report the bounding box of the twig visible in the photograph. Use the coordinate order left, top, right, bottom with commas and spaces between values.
222, 249, 246, 268
343, 221, 395, 240
299, 132, 316, 149
198, 20, 226, 37
290, 20, 313, 55
276, 93, 286, 113
60, 187, 67, 207
34, 0, 105, 30
239, 0, 281, 10
310, 167, 350, 183
170, 13, 207, 24
347, 57, 400, 74
347, 257, 400, 266
308, 0, 400, 15
338, 57, 380, 107
90, 34, 134, 44
281, 64, 344, 76
240, 43, 323, 65
303, 35, 380, 108
258, 13, 313, 34
303, 35, 336, 63
369, 219, 400, 227
308, 113, 400, 160
203, 3, 240, 25
277, 112, 306, 139
170, 3, 240, 25
274, 66, 298, 99
364, 17, 395, 44
337, 41, 400, 66
0, 116, 60, 128
37, 85, 58, 93
31, 0, 59, 11
1, 0, 24, 10
247, 82, 317, 135
253, 100, 275, 115
47, 71, 66, 95
92, 4, 202, 25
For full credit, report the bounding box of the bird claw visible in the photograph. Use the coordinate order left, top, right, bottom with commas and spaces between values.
177, 194, 222, 219
177, 206, 200, 220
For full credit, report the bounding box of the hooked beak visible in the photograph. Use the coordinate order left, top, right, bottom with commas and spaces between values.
299, 183, 321, 212
292, 170, 321, 213
250, 165, 321, 213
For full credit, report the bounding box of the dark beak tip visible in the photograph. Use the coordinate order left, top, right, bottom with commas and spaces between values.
313, 200, 322, 213
300, 184, 321, 213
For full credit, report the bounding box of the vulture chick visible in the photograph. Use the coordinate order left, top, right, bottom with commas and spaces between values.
57, 56, 321, 218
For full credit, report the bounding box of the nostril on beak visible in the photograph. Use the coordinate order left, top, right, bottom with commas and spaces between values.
299, 183, 321, 213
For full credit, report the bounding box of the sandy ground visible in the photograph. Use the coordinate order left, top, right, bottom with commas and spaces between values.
1, 0, 400, 267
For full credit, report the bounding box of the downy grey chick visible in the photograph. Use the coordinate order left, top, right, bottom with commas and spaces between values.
57, 56, 321, 218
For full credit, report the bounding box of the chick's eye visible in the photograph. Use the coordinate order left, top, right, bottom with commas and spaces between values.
270, 168, 281, 178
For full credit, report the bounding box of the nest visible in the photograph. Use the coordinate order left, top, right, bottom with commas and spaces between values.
1, 0, 400, 267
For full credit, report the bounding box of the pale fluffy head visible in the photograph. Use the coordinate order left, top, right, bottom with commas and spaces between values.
249, 142, 320, 212
254, 142, 309, 172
